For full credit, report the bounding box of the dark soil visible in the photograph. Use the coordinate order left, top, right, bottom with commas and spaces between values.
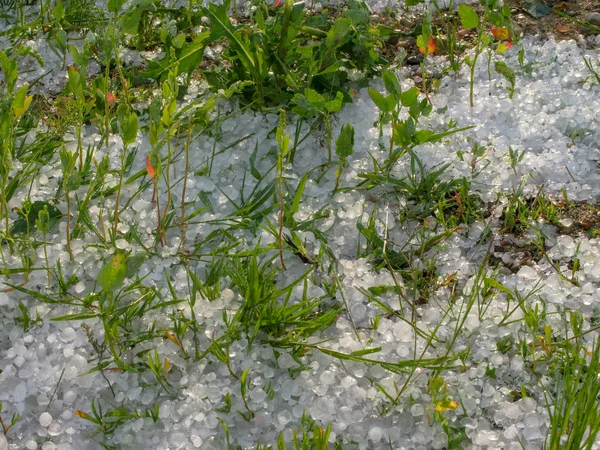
506, 0, 599, 41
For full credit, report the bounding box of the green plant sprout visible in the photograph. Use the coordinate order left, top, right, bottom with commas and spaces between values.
0, 402, 20, 436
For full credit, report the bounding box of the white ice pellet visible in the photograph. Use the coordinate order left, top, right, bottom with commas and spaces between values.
277, 353, 295, 369
13, 383, 27, 402
39, 412, 53, 427
60, 327, 76, 343
63, 390, 77, 403
368, 426, 383, 442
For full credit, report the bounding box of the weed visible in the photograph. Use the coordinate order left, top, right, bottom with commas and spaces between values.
0, 402, 20, 436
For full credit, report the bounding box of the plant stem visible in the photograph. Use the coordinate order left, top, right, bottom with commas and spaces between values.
113, 147, 126, 239
181, 119, 193, 244
65, 188, 73, 261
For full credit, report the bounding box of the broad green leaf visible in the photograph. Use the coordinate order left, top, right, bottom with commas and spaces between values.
392, 118, 415, 146
12, 85, 33, 119
304, 88, 324, 106
118, 104, 138, 146
401, 87, 420, 107
172, 33, 186, 49
97, 250, 128, 292
107, 0, 123, 13
324, 91, 344, 113
326, 17, 351, 47
120, 6, 143, 34
368, 88, 391, 113
369, 88, 396, 114
125, 112, 138, 145
335, 123, 354, 160
414, 129, 434, 144
176, 32, 211, 75
35, 205, 50, 234
382, 69, 402, 101
53, 0, 64, 22
458, 4, 479, 29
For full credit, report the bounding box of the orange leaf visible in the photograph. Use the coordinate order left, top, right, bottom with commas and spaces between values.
497, 41, 512, 54
164, 357, 171, 373
74, 410, 92, 420
556, 23, 571, 33
419, 36, 436, 55
146, 154, 156, 179
435, 399, 460, 412
491, 27, 510, 41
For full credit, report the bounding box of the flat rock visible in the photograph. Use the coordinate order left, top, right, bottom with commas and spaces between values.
584, 12, 600, 27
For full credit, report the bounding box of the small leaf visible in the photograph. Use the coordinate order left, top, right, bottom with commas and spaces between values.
368, 88, 392, 113
382, 69, 402, 101
146, 154, 156, 179
401, 87, 420, 107
97, 250, 128, 292
249, 141, 262, 180
164, 330, 179, 346
107, 0, 123, 13
491, 26, 510, 41
13, 85, 33, 119
335, 124, 354, 160
74, 410, 94, 421
458, 4, 479, 30
53, 0, 64, 21
324, 91, 344, 113
417, 35, 436, 55
497, 41, 512, 53
304, 88, 324, 106
435, 398, 459, 412
172, 33, 186, 49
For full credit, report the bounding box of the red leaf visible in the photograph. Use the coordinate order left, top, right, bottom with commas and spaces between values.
146, 154, 156, 179
491, 27, 510, 41
107, 92, 116, 106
